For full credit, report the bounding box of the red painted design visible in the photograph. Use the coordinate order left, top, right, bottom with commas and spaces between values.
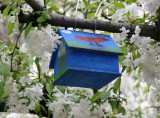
75, 35, 109, 47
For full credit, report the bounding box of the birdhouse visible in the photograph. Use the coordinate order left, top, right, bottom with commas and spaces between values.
49, 29, 123, 89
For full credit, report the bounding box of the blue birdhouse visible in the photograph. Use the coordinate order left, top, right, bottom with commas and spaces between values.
49, 29, 123, 89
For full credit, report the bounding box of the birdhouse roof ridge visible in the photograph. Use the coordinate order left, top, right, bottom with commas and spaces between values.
58, 29, 123, 55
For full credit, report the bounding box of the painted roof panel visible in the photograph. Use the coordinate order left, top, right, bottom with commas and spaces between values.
58, 29, 123, 55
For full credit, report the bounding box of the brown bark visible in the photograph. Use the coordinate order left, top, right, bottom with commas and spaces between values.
1, 0, 159, 40
24, 0, 160, 41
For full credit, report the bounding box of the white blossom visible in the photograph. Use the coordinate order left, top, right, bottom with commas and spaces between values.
20, 25, 61, 72
119, 27, 130, 40
5, 77, 18, 93
70, 99, 92, 118
19, 76, 32, 86
24, 84, 43, 110
123, 52, 133, 66
139, 0, 160, 15
0, 75, 4, 82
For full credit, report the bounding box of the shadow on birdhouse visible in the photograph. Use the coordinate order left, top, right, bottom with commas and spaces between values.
49, 29, 123, 89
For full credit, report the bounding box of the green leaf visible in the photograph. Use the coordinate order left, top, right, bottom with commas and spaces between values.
25, 23, 32, 39
46, 83, 53, 95
43, 9, 51, 20
57, 85, 66, 94
132, 49, 136, 60
2, 0, 10, 4
48, 110, 52, 118
37, 16, 46, 22
39, 112, 42, 118
44, 13, 51, 20
11, 1, 19, 10
111, 2, 125, 9
99, 92, 110, 101
7, 37, 13, 47
64, 104, 70, 110
133, 18, 145, 24
19, 71, 32, 76
0, 65, 10, 79
119, 105, 126, 114
126, 0, 138, 4
65, 1, 73, 7
3, 5, 11, 16
41, 105, 47, 114
48, 4, 59, 11
0, 44, 5, 51
83, 0, 88, 6
113, 78, 121, 94
0, 81, 5, 99
8, 22, 15, 35
104, 3, 115, 10
35, 57, 41, 75
91, 92, 102, 102
35, 104, 41, 114
111, 101, 117, 109
86, 4, 96, 10
87, 12, 95, 19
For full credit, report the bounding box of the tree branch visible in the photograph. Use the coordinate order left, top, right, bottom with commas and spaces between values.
1, 1, 159, 40
23, 0, 159, 41
1, 0, 159, 40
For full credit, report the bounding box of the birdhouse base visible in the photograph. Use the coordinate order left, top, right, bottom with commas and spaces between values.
53, 68, 121, 89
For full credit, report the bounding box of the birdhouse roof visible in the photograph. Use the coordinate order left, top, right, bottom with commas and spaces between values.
58, 29, 123, 55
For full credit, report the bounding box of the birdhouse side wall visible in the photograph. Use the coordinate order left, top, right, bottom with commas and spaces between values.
54, 40, 71, 81
69, 48, 120, 74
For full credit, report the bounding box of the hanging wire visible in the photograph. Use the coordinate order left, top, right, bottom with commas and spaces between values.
74, 0, 80, 30
93, 0, 106, 33
94, 0, 106, 18
75, 0, 80, 17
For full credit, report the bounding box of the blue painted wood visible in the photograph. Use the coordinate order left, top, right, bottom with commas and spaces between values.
54, 69, 121, 89
70, 48, 120, 73
50, 29, 123, 89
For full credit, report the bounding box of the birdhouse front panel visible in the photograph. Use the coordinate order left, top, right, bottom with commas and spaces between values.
69, 48, 120, 73
49, 29, 123, 89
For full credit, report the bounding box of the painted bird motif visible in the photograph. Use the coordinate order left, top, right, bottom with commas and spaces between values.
75, 35, 109, 47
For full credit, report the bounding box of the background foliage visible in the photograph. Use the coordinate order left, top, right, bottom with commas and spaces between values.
0, 0, 160, 118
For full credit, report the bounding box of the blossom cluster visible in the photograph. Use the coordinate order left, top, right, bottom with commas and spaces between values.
138, 0, 160, 15
111, 3, 143, 22
119, 26, 160, 90
20, 25, 61, 73
0, 0, 160, 118
5, 76, 44, 113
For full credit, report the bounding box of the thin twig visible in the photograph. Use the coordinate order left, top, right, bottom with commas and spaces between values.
118, 77, 121, 98
63, 2, 75, 15
63, 0, 67, 10
147, 106, 160, 110
37, 63, 41, 81
85, 0, 90, 19
158, 7, 160, 41
116, 77, 121, 111
10, 24, 28, 72
44, 0, 46, 9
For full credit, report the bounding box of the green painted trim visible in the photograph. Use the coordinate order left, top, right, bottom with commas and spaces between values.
103, 47, 123, 54
66, 40, 89, 49
54, 65, 71, 81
